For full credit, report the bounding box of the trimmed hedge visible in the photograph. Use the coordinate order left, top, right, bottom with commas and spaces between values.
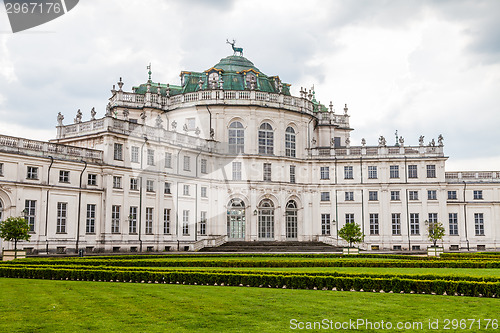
441, 253, 500, 260
3, 264, 500, 282
0, 266, 498, 298
2, 263, 499, 282
4, 258, 500, 269
21, 253, 437, 260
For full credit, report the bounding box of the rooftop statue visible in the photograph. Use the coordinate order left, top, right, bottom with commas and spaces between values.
226, 39, 243, 56
438, 134, 444, 147
378, 135, 386, 147
57, 112, 64, 126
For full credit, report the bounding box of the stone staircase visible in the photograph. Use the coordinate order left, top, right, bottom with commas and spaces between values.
199, 241, 342, 253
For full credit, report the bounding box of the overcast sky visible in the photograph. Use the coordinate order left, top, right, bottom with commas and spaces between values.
0, 0, 499, 171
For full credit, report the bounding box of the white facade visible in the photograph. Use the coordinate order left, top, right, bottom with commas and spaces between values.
0, 53, 499, 253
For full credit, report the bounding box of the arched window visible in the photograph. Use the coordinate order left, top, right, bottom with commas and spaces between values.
285, 126, 296, 157
258, 123, 274, 155
286, 200, 298, 239
227, 199, 245, 239
0, 199, 3, 221
208, 72, 219, 89
258, 199, 274, 239
245, 73, 257, 89
228, 121, 244, 154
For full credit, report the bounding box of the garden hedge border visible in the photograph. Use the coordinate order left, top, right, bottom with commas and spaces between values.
4, 258, 500, 268
0, 266, 497, 298
1, 264, 498, 282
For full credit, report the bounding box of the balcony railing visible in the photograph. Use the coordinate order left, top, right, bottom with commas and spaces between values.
308, 145, 445, 159
108, 89, 343, 120
446, 171, 500, 183
57, 117, 217, 153
0, 134, 103, 161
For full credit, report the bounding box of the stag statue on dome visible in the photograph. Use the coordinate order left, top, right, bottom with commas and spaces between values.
226, 39, 243, 56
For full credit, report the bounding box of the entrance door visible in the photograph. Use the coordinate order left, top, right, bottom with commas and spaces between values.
258, 199, 274, 240
286, 200, 298, 239
227, 199, 245, 240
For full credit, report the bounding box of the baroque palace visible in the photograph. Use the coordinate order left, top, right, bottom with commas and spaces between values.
1, 47, 499, 254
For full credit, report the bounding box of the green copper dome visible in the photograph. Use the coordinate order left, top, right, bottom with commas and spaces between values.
133, 53, 292, 96
212, 55, 260, 73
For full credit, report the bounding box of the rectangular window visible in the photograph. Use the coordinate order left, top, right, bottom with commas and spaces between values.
27, 166, 38, 179
263, 163, 272, 181
59, 170, 70, 183
131, 146, 139, 163
113, 176, 122, 189
321, 192, 330, 202
334, 137, 341, 148
163, 209, 171, 234
183, 184, 190, 196
391, 191, 400, 201
201, 186, 207, 198
201, 159, 208, 174
146, 180, 154, 192
409, 191, 419, 200
410, 213, 419, 235
428, 213, 438, 223
473, 190, 483, 200
130, 178, 138, 191
345, 213, 355, 224
145, 207, 153, 234
88, 174, 97, 186
392, 213, 401, 235
147, 149, 155, 166
368, 166, 377, 179
129, 206, 137, 234
0, 163, 3, 176
182, 210, 189, 235
448, 191, 457, 200
56, 202, 67, 233
200, 211, 207, 235
111, 205, 120, 233
321, 214, 331, 235
345, 191, 354, 201
86, 204, 96, 234
165, 152, 172, 168
232, 162, 242, 181
369, 213, 379, 235
428, 190, 437, 200
187, 118, 196, 130
290, 165, 296, 184
320, 167, 329, 180
369, 191, 378, 201
344, 166, 353, 179
164, 182, 171, 194
390, 165, 399, 179
408, 165, 418, 178
25, 200, 36, 233
183, 156, 191, 171
474, 213, 484, 236
449, 213, 458, 235
427, 165, 436, 178
114, 143, 123, 161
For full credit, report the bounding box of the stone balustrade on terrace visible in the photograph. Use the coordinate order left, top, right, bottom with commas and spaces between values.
57, 117, 217, 153
0, 134, 103, 162
445, 171, 500, 183
308, 145, 445, 159
109, 89, 350, 128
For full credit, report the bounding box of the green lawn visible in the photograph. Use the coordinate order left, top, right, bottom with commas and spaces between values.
1, 278, 498, 333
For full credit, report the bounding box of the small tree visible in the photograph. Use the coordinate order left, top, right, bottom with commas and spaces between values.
338, 223, 365, 248
426, 220, 445, 247
0, 216, 31, 259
